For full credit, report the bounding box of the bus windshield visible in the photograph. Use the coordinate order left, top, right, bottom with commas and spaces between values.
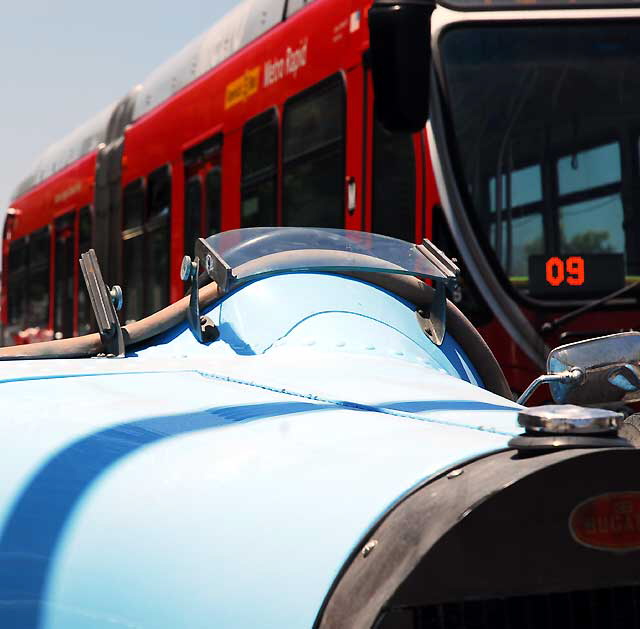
439, 22, 640, 300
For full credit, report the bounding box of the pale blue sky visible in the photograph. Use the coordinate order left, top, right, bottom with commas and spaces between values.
0, 0, 240, 227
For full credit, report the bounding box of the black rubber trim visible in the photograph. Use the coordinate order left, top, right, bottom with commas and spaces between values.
315, 447, 640, 628
0, 282, 220, 360
232, 254, 512, 398
0, 260, 510, 402
509, 433, 632, 451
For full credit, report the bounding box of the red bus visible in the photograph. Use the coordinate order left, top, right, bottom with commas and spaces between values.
368, 0, 640, 394
2, 0, 432, 345
5, 0, 639, 396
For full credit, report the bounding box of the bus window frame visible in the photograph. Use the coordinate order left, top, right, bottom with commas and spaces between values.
241, 107, 279, 228
282, 72, 347, 228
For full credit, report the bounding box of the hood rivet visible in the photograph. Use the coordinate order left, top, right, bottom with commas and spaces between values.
362, 539, 378, 557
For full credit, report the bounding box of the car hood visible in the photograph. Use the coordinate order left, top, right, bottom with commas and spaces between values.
0, 271, 522, 628
0, 343, 519, 629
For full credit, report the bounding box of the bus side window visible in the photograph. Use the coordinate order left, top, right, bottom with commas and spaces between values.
372, 118, 416, 242
241, 108, 278, 227
122, 179, 145, 323
77, 206, 93, 334
205, 168, 221, 236
146, 165, 171, 316
184, 176, 202, 256
8, 238, 28, 330
283, 74, 346, 227
28, 227, 50, 328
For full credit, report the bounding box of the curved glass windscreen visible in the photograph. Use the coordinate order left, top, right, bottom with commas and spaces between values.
439, 22, 640, 299
199, 227, 456, 286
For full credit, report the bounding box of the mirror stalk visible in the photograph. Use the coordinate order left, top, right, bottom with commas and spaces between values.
517, 368, 585, 406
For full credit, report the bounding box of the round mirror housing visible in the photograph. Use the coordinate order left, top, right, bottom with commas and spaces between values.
548, 332, 640, 406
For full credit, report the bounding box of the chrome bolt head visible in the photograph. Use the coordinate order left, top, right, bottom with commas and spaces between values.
109, 285, 123, 312
361, 539, 378, 557
180, 255, 193, 281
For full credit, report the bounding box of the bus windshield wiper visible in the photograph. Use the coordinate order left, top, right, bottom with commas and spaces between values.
541, 280, 640, 335
494, 69, 537, 269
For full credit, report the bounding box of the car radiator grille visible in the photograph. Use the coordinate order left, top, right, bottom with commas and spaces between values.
381, 586, 640, 629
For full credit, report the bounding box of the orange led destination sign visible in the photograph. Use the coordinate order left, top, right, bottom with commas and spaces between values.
528, 253, 625, 297
544, 256, 585, 287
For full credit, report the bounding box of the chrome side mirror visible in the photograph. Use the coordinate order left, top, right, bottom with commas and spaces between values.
549, 332, 640, 405
517, 332, 640, 406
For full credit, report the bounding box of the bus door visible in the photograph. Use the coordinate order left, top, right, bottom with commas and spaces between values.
183, 133, 223, 255
363, 64, 421, 243
6, 237, 28, 341
54, 212, 76, 339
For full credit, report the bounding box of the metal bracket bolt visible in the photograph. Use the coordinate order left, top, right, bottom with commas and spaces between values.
109, 285, 123, 312
361, 539, 379, 558
180, 255, 198, 281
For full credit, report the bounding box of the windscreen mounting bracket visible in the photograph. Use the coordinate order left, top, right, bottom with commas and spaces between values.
79, 249, 125, 357
195, 228, 460, 345
416, 239, 460, 345
197, 237, 234, 295
181, 255, 204, 342
180, 255, 219, 344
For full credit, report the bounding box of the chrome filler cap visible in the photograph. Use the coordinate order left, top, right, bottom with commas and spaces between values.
518, 404, 623, 435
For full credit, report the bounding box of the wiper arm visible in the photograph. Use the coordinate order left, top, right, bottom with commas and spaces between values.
541, 280, 640, 335
494, 69, 538, 269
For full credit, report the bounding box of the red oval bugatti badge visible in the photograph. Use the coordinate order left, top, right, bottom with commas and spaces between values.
570, 492, 640, 552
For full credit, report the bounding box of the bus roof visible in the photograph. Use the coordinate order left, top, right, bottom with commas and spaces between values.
10, 0, 313, 202
10, 104, 115, 201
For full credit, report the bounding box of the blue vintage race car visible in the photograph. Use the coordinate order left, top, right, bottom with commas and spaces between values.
0, 228, 639, 629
